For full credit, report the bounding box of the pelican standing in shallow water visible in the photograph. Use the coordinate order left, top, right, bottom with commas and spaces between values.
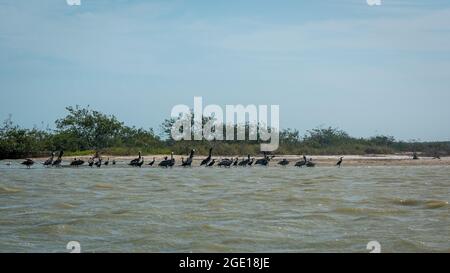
238, 155, 251, 166
233, 157, 239, 166
336, 157, 344, 168
21, 159, 34, 169
95, 158, 102, 168
136, 157, 144, 168
70, 158, 84, 167
181, 149, 195, 167
255, 152, 275, 166
88, 157, 94, 167
52, 151, 64, 167
129, 152, 142, 166
43, 152, 54, 167
206, 159, 216, 167
278, 159, 290, 166
148, 157, 156, 166
295, 155, 308, 167
159, 152, 175, 168
200, 148, 213, 166
306, 158, 316, 167
218, 158, 233, 167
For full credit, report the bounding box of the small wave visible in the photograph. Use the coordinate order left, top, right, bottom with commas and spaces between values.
334, 207, 403, 216
392, 199, 422, 206
111, 209, 130, 215
424, 200, 448, 209
55, 202, 77, 209
0, 186, 22, 194
392, 199, 448, 209
199, 223, 230, 233
92, 183, 114, 190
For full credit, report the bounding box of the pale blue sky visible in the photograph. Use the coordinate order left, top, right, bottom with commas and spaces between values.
1, 0, 450, 141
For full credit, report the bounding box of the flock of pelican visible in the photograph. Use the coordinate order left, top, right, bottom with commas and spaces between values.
13, 149, 345, 169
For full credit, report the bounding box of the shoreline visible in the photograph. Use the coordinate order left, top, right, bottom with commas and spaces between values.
7, 154, 450, 167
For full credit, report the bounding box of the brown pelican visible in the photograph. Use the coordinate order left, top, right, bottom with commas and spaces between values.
306, 158, 316, 167
148, 157, 156, 166
136, 157, 144, 168
52, 151, 64, 167
159, 152, 175, 168
336, 157, 344, 167
129, 152, 142, 166
200, 148, 213, 166
88, 157, 95, 167
218, 158, 233, 167
21, 159, 34, 168
43, 152, 54, 167
238, 155, 251, 166
70, 158, 84, 167
233, 157, 239, 166
95, 158, 102, 168
278, 159, 290, 166
248, 158, 255, 166
255, 153, 275, 166
182, 149, 195, 167
206, 159, 216, 167
295, 155, 308, 167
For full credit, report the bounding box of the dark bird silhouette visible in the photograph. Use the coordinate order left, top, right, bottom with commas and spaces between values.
52, 151, 64, 167
70, 158, 84, 167
43, 152, 54, 167
295, 155, 308, 167
218, 158, 233, 167
306, 158, 316, 167
182, 149, 195, 167
200, 148, 213, 166
336, 157, 344, 167
129, 152, 142, 166
278, 159, 290, 166
148, 157, 156, 166
248, 158, 255, 166
255, 152, 267, 165
159, 152, 175, 168
255, 153, 275, 166
233, 157, 239, 166
112, 160, 116, 165
21, 159, 34, 168
104, 158, 110, 166
238, 155, 251, 166
95, 158, 102, 168
206, 159, 216, 167
136, 157, 144, 168
88, 158, 95, 167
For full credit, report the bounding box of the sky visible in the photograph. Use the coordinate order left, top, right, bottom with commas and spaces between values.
0, 0, 450, 141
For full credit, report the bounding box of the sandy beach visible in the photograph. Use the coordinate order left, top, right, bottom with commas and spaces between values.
21, 154, 450, 167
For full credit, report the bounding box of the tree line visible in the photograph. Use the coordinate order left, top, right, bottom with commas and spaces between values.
1, 106, 448, 159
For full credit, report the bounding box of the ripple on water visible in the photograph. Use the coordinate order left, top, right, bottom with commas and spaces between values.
55, 203, 78, 209
0, 186, 22, 194
334, 207, 406, 216
92, 183, 114, 190
424, 200, 448, 209
392, 199, 448, 209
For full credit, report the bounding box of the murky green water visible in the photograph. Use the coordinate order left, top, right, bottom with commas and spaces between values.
0, 163, 449, 253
